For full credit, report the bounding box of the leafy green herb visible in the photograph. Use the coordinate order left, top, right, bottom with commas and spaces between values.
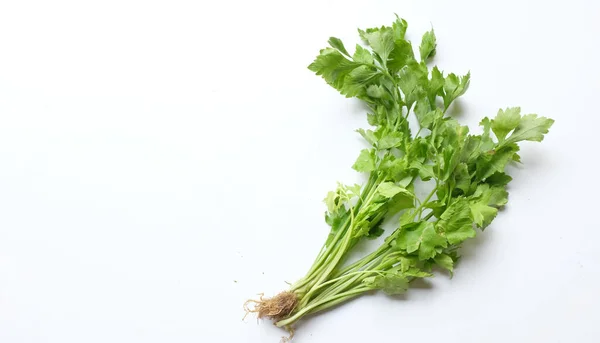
246, 17, 553, 331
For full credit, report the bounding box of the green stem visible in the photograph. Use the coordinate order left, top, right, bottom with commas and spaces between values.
291, 174, 379, 292
308, 269, 384, 293
331, 244, 387, 278
416, 127, 423, 137
296, 173, 383, 305
423, 211, 434, 221
295, 288, 367, 320
290, 220, 350, 292
410, 182, 438, 221
276, 286, 372, 327
310, 255, 382, 305
298, 224, 353, 307
291, 253, 400, 326
309, 250, 397, 306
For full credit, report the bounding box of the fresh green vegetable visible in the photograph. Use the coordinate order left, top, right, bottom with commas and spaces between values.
245, 16, 553, 331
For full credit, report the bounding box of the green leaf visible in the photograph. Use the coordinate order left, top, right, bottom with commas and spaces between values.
392, 15, 408, 40
324, 207, 349, 246
475, 144, 519, 181
308, 48, 362, 91
328, 37, 351, 57
378, 131, 404, 149
324, 190, 339, 212
353, 203, 386, 238
437, 198, 475, 245
459, 135, 482, 163
388, 39, 416, 73
399, 210, 416, 226
363, 273, 409, 295
397, 221, 447, 260
469, 184, 508, 229
491, 107, 521, 142
380, 156, 408, 182
363, 214, 385, 239
307, 49, 380, 98
398, 175, 415, 188
397, 62, 428, 107
485, 186, 508, 207
437, 145, 460, 182
366, 224, 385, 239
352, 149, 376, 172
414, 98, 441, 129
398, 256, 417, 273
442, 72, 470, 109
342, 66, 382, 98
469, 201, 497, 229
358, 27, 378, 44
486, 172, 513, 186
387, 190, 416, 213
363, 28, 395, 67
504, 114, 554, 146
403, 267, 433, 278
419, 29, 436, 61
353, 44, 374, 64
366, 84, 389, 99
377, 182, 410, 198
428, 66, 444, 102
512, 152, 522, 163
325, 206, 348, 231
479, 117, 496, 151
347, 183, 363, 198
433, 117, 464, 149
407, 137, 429, 160
453, 163, 471, 194
410, 160, 435, 181
433, 253, 454, 273
414, 97, 430, 119
424, 200, 446, 219
356, 128, 377, 146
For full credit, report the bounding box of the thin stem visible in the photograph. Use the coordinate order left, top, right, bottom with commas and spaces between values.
404, 183, 438, 224
301, 254, 399, 319
296, 288, 367, 320
298, 224, 353, 307
416, 126, 423, 137
311, 184, 433, 303
291, 174, 379, 292
297, 174, 383, 305
312, 250, 389, 301
374, 65, 396, 86
394, 104, 408, 132
309, 269, 384, 293
311, 264, 374, 305
423, 211, 434, 221
276, 286, 372, 327
290, 221, 349, 292
329, 244, 387, 281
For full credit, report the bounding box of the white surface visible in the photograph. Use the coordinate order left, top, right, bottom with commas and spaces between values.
0, 0, 599, 342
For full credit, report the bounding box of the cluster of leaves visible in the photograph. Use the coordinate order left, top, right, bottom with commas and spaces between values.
272, 17, 553, 327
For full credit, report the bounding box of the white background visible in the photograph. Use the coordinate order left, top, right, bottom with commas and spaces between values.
0, 0, 598, 342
